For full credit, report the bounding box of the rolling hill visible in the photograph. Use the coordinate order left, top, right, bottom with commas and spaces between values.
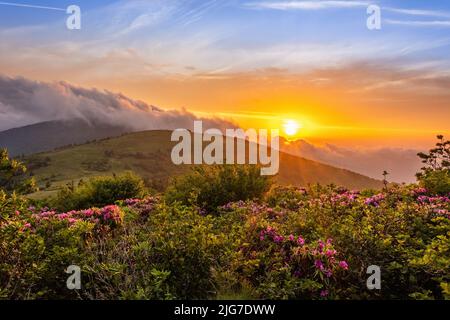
23, 130, 383, 198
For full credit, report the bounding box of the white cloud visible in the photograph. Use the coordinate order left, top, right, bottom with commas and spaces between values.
280, 138, 423, 183
245, 1, 368, 10
384, 7, 450, 19
385, 19, 450, 27
0, 75, 235, 132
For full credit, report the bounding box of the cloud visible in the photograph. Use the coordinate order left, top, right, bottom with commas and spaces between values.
245, 1, 450, 27
0, 1, 64, 11
385, 19, 450, 27
0, 75, 235, 132
280, 138, 423, 183
384, 7, 450, 19
245, 1, 368, 10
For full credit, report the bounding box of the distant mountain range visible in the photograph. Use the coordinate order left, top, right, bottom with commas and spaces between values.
0, 119, 129, 157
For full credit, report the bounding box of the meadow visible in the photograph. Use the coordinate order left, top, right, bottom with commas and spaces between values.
0, 136, 449, 300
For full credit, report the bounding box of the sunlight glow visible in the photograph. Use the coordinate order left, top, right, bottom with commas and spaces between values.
283, 119, 301, 137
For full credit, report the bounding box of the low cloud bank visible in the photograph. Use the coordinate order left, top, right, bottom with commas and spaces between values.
0, 75, 234, 132
280, 139, 423, 183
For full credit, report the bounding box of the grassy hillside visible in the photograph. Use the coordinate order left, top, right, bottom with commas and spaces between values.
24, 130, 383, 198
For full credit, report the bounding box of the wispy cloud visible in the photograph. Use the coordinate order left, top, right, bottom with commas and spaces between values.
0, 1, 64, 11
385, 19, 450, 27
384, 7, 450, 19
245, 1, 368, 10
245, 1, 450, 20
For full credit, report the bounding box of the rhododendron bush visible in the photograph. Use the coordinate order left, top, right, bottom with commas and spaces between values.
0, 183, 449, 299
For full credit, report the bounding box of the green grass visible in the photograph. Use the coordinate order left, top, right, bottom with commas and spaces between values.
24, 130, 383, 199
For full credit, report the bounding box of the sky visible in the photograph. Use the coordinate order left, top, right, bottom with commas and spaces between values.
0, 0, 450, 181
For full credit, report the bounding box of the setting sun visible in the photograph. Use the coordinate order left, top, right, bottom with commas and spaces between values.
283, 120, 301, 137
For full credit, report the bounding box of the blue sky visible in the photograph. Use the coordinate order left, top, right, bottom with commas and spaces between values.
1, 0, 450, 73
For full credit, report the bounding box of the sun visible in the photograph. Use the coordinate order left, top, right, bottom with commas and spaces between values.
282, 119, 301, 137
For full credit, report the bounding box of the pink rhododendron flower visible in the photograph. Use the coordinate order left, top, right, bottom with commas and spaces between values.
315, 260, 324, 271
339, 261, 349, 270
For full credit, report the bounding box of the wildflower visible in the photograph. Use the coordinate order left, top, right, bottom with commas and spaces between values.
57, 213, 69, 220
125, 198, 140, 206
273, 235, 284, 244
82, 209, 95, 217
318, 240, 325, 253
339, 261, 349, 270
315, 260, 324, 271
364, 193, 385, 207
320, 290, 329, 297
289, 234, 295, 242
297, 236, 305, 245
325, 249, 336, 257
68, 218, 78, 225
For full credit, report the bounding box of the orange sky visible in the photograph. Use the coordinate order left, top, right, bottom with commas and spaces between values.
81, 64, 449, 148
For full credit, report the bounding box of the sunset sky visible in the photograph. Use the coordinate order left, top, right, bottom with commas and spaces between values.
0, 0, 449, 149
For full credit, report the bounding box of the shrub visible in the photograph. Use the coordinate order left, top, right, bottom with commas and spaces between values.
1, 193, 222, 300
52, 172, 147, 211
81, 200, 223, 299
419, 170, 450, 196
165, 165, 272, 213
0, 212, 95, 299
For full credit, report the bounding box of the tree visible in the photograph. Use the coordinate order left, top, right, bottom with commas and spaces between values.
417, 135, 450, 175
382, 170, 389, 191
416, 136, 450, 195
0, 149, 36, 195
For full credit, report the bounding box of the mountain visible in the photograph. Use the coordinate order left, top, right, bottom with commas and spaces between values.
0, 119, 130, 157
23, 130, 383, 198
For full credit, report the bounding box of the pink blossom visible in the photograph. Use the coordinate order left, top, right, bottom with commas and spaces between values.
273, 235, 284, 244
326, 249, 336, 257
339, 261, 349, 270
315, 260, 324, 271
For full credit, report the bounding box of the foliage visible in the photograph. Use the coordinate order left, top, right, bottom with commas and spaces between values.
0, 149, 36, 195
52, 172, 147, 211
417, 135, 450, 195
165, 165, 272, 213
0, 197, 221, 299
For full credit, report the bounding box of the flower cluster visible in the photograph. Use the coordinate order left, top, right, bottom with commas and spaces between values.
364, 193, 386, 207
330, 190, 359, 207
411, 187, 428, 197
416, 194, 450, 218
20, 205, 125, 232
124, 196, 158, 217
253, 226, 349, 298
